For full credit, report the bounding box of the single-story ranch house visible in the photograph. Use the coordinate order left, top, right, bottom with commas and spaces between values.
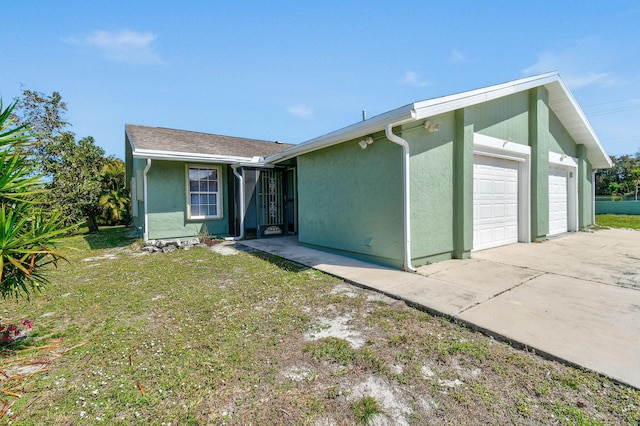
125, 72, 612, 271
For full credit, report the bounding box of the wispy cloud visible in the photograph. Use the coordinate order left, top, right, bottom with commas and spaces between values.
287, 104, 315, 120
401, 71, 430, 88
449, 49, 473, 64
522, 41, 618, 89
67, 30, 163, 65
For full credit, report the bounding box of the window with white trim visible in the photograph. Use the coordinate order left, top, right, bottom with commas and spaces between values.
186, 165, 222, 219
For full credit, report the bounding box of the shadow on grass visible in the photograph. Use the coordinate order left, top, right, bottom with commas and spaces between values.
81, 226, 137, 250
239, 246, 310, 273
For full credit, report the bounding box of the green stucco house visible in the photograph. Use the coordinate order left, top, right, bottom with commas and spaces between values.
126, 72, 612, 270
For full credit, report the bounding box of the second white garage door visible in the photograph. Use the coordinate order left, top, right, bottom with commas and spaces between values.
473, 155, 519, 251
548, 166, 568, 235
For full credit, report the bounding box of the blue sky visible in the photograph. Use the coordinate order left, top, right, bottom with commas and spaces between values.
3, 1, 640, 159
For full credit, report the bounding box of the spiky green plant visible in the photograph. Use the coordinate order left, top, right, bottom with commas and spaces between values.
0, 103, 44, 204
0, 100, 73, 300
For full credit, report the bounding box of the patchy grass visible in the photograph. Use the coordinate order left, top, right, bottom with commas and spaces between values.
595, 214, 640, 230
351, 396, 385, 425
0, 227, 639, 424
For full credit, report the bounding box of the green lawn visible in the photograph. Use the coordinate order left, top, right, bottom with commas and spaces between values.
1, 227, 639, 424
595, 214, 640, 230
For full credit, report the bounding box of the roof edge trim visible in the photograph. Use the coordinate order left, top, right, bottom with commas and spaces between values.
132, 149, 255, 164
264, 105, 417, 164
546, 78, 613, 168
412, 72, 561, 119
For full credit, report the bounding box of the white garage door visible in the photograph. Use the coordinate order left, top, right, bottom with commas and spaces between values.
548, 166, 568, 235
473, 155, 519, 250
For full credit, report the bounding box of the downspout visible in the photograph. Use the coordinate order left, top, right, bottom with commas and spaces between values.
385, 123, 417, 273
142, 159, 152, 242
225, 165, 245, 241
592, 169, 597, 225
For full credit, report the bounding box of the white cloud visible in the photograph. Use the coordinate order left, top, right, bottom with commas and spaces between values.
68, 30, 163, 65
287, 104, 315, 120
401, 71, 430, 88
449, 49, 472, 64
522, 42, 618, 89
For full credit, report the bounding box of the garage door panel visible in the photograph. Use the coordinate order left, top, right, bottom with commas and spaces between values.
476, 203, 493, 220
492, 227, 505, 241
548, 166, 568, 235
477, 229, 493, 246
478, 179, 492, 195
473, 155, 519, 251
505, 224, 517, 238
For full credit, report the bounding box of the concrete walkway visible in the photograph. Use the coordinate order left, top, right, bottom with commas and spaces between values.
239, 229, 640, 390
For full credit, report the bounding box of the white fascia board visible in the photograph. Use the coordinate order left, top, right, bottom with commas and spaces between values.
413, 72, 560, 120
236, 162, 274, 169
132, 149, 255, 165
264, 105, 417, 164
411, 71, 611, 170
544, 79, 613, 169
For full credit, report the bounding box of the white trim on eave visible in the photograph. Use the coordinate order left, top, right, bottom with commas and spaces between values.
127, 73, 612, 171
413, 72, 560, 120
264, 72, 611, 170
264, 105, 417, 164
132, 149, 256, 164
411, 72, 611, 169
544, 78, 612, 169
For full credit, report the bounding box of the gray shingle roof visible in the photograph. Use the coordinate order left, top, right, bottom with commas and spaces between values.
126, 124, 292, 159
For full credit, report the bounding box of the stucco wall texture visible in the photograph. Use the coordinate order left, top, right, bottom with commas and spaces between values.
297, 87, 595, 268
131, 160, 230, 240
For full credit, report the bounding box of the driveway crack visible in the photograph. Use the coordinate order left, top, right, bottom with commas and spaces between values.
457, 271, 547, 315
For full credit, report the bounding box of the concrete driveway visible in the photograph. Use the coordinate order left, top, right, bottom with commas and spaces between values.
240, 229, 640, 389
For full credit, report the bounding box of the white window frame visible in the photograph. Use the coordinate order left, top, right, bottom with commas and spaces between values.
185, 165, 223, 220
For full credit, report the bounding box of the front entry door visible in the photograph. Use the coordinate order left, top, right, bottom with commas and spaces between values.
257, 170, 286, 237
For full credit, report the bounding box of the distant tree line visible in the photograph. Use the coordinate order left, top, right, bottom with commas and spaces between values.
596, 153, 640, 200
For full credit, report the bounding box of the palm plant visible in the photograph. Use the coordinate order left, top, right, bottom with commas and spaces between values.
101, 157, 125, 192
0, 100, 72, 300
97, 157, 129, 225
99, 189, 130, 225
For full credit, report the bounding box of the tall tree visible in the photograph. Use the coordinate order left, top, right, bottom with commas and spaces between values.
631, 166, 640, 201
12, 89, 107, 232
47, 135, 106, 232
0, 100, 71, 300
11, 89, 70, 170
